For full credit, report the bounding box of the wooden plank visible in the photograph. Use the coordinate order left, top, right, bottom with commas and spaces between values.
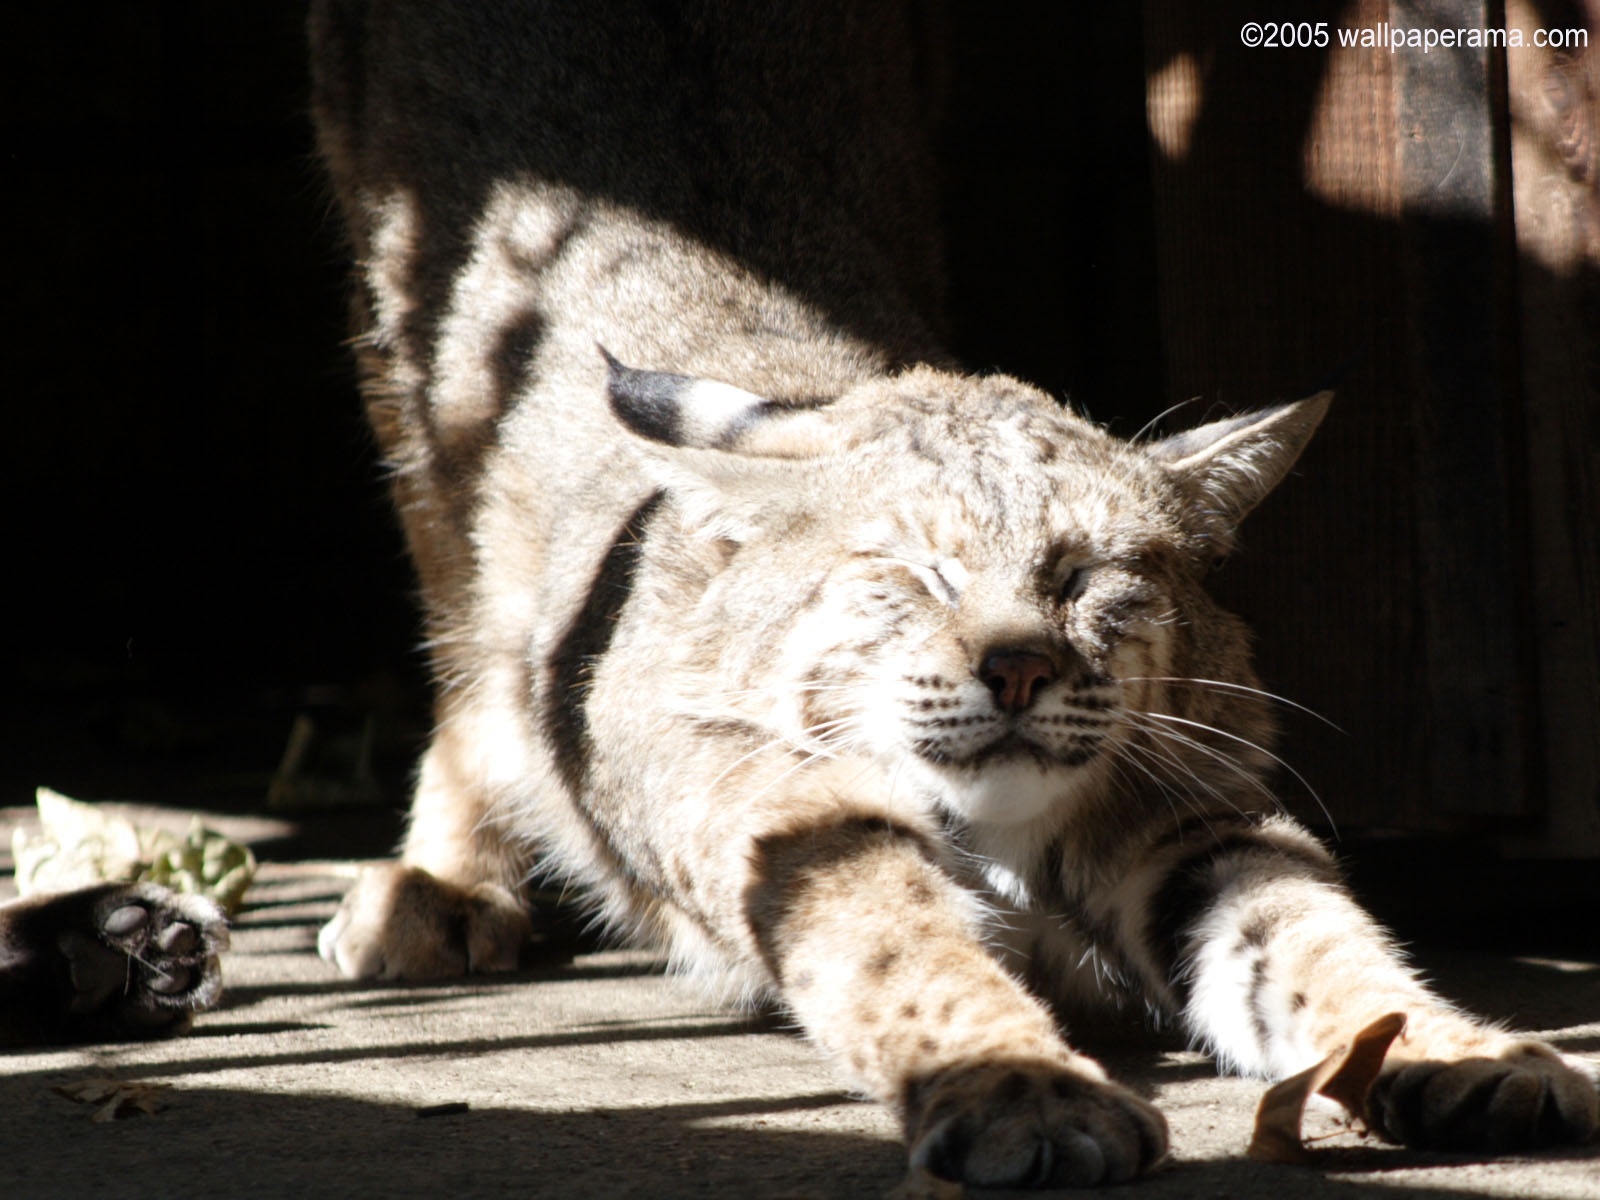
1140, 0, 1539, 828
1391, 0, 1536, 818
1141, 0, 1427, 832
1504, 0, 1600, 855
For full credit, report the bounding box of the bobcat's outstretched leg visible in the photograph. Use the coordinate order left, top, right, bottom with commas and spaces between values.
0, 882, 227, 1046
749, 813, 1168, 1188
1111, 815, 1600, 1152
318, 709, 534, 980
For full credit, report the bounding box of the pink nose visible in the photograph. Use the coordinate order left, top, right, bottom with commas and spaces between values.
979, 650, 1056, 713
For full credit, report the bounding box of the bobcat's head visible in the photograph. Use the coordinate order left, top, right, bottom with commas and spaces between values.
605, 350, 1327, 828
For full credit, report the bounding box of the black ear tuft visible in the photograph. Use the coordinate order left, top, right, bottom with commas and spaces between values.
600, 344, 694, 445
598, 344, 776, 449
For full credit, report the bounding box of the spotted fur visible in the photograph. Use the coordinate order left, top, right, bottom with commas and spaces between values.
309, 0, 1598, 1184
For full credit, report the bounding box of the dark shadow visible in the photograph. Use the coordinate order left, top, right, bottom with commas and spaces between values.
212, 952, 665, 1011
0, 1071, 1592, 1200
0, 1080, 899, 1200
1309, 1139, 1600, 1175
231, 889, 363, 913
180, 1020, 336, 1038
1138, 1057, 1229, 1085
227, 944, 330, 958
1405, 946, 1600, 1040
227, 914, 344, 933
311, 0, 955, 382
39, 1017, 786, 1081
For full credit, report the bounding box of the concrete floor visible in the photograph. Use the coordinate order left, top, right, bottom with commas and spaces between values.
2, 806, 1597, 1199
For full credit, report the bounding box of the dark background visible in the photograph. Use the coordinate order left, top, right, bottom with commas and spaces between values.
5, 4, 1597, 945
8, 7, 421, 815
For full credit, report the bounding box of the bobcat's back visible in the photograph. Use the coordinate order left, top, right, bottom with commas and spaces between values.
311, 0, 949, 495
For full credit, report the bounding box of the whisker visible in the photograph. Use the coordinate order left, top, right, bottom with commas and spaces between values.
1117, 676, 1343, 732
1110, 742, 1218, 838
701, 732, 809, 797
714, 682, 859, 700
1137, 711, 1338, 838
1118, 729, 1233, 809
1122, 713, 1281, 811
1117, 734, 1251, 831
721, 729, 875, 813
1131, 395, 1203, 443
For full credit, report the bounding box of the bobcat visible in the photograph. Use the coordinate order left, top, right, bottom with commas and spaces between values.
308, 0, 1597, 1185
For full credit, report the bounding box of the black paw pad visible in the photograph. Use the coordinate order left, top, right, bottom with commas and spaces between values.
1, 881, 229, 1044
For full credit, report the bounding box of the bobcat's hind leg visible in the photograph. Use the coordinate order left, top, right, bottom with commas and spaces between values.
319, 709, 535, 980
0, 881, 227, 1046
748, 811, 1168, 1188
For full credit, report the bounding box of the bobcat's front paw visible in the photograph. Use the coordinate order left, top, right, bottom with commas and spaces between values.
906, 1059, 1169, 1188
1369, 1041, 1599, 1151
317, 863, 531, 980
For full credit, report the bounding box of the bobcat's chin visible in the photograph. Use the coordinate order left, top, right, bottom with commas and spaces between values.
908, 753, 1101, 826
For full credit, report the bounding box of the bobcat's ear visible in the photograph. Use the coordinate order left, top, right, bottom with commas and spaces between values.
600, 347, 830, 542
601, 346, 831, 458
602, 346, 772, 449
1147, 391, 1331, 530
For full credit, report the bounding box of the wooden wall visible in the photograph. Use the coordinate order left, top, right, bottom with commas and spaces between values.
1503, 0, 1600, 857
1130, 0, 1598, 847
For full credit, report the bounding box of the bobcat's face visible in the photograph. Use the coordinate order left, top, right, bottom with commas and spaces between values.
769, 431, 1187, 826
606, 361, 1230, 827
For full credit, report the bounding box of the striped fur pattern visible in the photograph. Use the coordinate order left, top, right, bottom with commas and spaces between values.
308, 0, 1598, 1184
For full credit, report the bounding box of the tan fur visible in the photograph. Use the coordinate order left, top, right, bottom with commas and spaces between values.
309, 1, 1597, 1184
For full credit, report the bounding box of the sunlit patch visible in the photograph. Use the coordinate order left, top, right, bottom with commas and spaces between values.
1512, 957, 1599, 975
1147, 51, 1205, 162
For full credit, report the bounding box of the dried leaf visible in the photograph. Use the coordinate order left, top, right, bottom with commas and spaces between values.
887, 1166, 964, 1200
55, 1078, 171, 1121
17, 789, 256, 912
54, 1080, 116, 1104
14, 789, 144, 894
1319, 1012, 1406, 1116
1247, 1012, 1406, 1163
